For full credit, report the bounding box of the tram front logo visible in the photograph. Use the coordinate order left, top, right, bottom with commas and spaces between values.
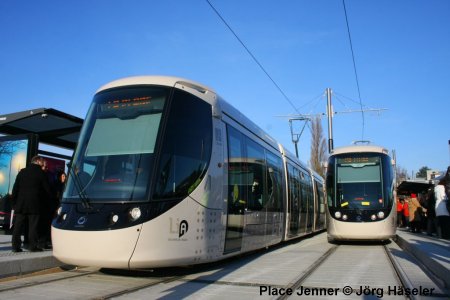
77, 216, 87, 225
179, 220, 188, 238
169, 218, 189, 239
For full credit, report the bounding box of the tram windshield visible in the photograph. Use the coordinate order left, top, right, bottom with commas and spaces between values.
327, 153, 393, 210
63, 85, 212, 203
64, 87, 167, 202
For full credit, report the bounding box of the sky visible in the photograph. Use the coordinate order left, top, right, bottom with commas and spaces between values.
1, 0, 449, 178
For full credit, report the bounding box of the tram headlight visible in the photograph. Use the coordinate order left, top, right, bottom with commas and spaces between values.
334, 211, 342, 219
342, 214, 348, 221
371, 214, 377, 221
109, 214, 119, 225
377, 211, 385, 219
129, 207, 142, 221
57, 207, 62, 216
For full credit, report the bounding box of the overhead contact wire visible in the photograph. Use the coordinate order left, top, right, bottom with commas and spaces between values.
205, 0, 301, 115
342, 0, 365, 140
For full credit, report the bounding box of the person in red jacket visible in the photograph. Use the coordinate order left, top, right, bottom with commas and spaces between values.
396, 197, 404, 227
403, 197, 410, 229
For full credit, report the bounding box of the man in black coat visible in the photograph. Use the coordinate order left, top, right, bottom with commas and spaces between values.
11, 156, 52, 252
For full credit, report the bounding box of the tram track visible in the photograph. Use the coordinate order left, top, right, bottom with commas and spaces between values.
273, 241, 434, 300
0, 266, 189, 300
383, 243, 416, 300
275, 245, 339, 300
276, 243, 395, 299
91, 274, 188, 300
0, 267, 98, 293
0, 234, 447, 299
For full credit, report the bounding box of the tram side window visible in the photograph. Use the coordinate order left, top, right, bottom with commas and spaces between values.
382, 154, 395, 205
316, 182, 325, 213
226, 125, 282, 213
265, 151, 283, 212
246, 139, 265, 211
326, 159, 335, 207
300, 170, 312, 213
293, 167, 301, 206
153, 89, 212, 200
287, 164, 301, 230
227, 127, 246, 213
227, 127, 266, 213
287, 165, 300, 213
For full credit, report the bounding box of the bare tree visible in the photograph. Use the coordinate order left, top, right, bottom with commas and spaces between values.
309, 116, 327, 178
0, 140, 26, 169
396, 165, 409, 183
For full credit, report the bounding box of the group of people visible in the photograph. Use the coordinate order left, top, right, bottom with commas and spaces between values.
397, 167, 450, 240
10, 155, 66, 252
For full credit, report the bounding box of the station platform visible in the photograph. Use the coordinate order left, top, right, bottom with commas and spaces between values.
0, 229, 449, 288
394, 228, 450, 289
0, 235, 65, 278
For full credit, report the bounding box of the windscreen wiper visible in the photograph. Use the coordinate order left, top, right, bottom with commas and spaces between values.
68, 166, 92, 210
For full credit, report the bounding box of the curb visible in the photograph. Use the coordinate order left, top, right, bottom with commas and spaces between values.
395, 233, 450, 289
0, 253, 65, 279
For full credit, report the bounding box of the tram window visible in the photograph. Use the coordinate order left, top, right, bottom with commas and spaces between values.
317, 183, 325, 213
153, 89, 212, 200
287, 164, 301, 209
85, 114, 161, 157
245, 139, 265, 211
287, 164, 302, 234
265, 151, 282, 212
332, 154, 387, 209
300, 170, 312, 213
227, 128, 265, 212
337, 164, 380, 183
64, 86, 169, 202
227, 127, 246, 213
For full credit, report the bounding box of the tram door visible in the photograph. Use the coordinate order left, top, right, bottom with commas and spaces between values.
299, 169, 311, 234
314, 181, 326, 231
224, 127, 245, 253
306, 173, 314, 233
287, 164, 301, 236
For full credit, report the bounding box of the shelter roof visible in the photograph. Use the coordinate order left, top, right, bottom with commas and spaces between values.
396, 180, 434, 195
0, 108, 83, 150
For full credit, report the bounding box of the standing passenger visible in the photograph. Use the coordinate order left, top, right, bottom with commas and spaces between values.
41, 170, 65, 249
408, 193, 422, 233
434, 179, 450, 239
425, 187, 437, 236
396, 197, 404, 227
38, 160, 59, 249
402, 198, 410, 229
11, 156, 52, 252
418, 192, 428, 232
55, 171, 67, 207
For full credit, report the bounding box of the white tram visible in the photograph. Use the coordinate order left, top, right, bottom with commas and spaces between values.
325, 144, 396, 242
52, 76, 325, 269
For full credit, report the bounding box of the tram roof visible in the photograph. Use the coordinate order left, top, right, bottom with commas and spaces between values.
0, 108, 83, 150
330, 144, 389, 156
96, 75, 284, 155
97, 75, 216, 94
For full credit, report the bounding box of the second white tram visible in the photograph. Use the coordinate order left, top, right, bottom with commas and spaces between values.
325, 144, 396, 242
52, 76, 325, 269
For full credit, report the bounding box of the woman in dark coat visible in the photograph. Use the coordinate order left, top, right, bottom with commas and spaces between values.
11, 156, 52, 252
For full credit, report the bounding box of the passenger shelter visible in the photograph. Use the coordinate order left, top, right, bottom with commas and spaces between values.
0, 108, 83, 231
0, 108, 82, 154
